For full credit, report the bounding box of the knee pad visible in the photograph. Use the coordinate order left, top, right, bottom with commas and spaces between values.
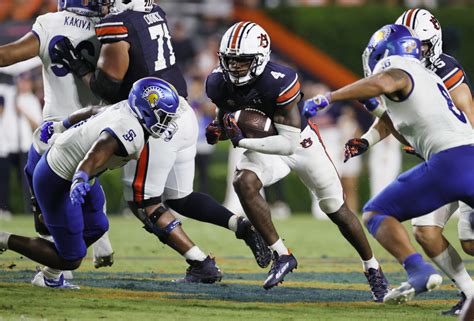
138, 205, 181, 244
318, 197, 344, 214
365, 214, 387, 237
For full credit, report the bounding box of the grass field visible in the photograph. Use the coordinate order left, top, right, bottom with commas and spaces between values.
0, 214, 471, 320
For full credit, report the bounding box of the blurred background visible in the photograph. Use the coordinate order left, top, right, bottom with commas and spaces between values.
0, 0, 472, 220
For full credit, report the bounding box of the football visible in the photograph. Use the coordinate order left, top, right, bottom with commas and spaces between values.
233, 108, 277, 139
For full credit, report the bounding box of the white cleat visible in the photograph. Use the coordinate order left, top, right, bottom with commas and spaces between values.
383, 274, 442, 305
31, 269, 80, 289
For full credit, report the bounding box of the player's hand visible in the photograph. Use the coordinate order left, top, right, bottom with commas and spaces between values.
53, 37, 94, 78
223, 113, 244, 148
205, 119, 222, 145
344, 138, 369, 162
403, 146, 425, 160
303, 93, 332, 118
70, 171, 91, 206
39, 121, 68, 144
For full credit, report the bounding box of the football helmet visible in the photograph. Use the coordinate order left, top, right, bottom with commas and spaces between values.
362, 24, 421, 77
113, 0, 153, 13
58, 0, 114, 17
128, 77, 180, 139
219, 21, 271, 86
395, 8, 442, 66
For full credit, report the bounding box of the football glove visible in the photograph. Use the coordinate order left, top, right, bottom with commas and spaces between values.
223, 113, 244, 148
53, 37, 94, 78
344, 138, 369, 163
205, 119, 223, 145
303, 93, 332, 118
39, 119, 71, 144
70, 171, 91, 206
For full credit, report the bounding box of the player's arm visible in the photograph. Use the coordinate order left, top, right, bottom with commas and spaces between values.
450, 83, 474, 128
39, 106, 107, 144
0, 32, 39, 66
70, 131, 122, 205
232, 99, 301, 155
87, 41, 129, 103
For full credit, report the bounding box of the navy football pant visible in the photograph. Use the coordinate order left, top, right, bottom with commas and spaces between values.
363, 145, 474, 222
33, 154, 109, 261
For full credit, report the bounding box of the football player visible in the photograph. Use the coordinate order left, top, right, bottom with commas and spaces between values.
331, 9, 474, 313
205, 21, 389, 300
304, 24, 474, 304
0, 0, 115, 287
53, 0, 272, 281
0, 77, 182, 288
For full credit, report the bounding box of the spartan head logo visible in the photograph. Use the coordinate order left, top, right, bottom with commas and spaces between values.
142, 86, 161, 109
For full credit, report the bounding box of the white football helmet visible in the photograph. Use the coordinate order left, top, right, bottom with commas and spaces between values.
395, 8, 442, 66
112, 0, 153, 13
219, 21, 271, 86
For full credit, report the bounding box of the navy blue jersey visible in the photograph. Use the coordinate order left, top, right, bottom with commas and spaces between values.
428, 53, 472, 93
95, 5, 187, 101
206, 61, 302, 120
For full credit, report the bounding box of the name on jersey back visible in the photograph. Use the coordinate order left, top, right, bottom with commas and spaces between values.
64, 16, 92, 30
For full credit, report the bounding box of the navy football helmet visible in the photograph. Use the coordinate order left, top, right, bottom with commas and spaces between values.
58, 0, 114, 17
362, 24, 421, 77
128, 77, 180, 139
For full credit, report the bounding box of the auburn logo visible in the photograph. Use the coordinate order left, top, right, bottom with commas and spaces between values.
300, 138, 313, 148
258, 34, 269, 48
430, 16, 441, 30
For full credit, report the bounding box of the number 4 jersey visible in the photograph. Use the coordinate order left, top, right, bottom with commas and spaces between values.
374, 55, 474, 160
32, 11, 102, 121
95, 5, 187, 102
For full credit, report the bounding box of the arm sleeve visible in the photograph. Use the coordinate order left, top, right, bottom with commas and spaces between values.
238, 123, 300, 155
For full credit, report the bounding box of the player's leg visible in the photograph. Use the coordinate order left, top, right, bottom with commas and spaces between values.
362, 160, 463, 303
412, 203, 474, 315
122, 122, 221, 283
296, 124, 388, 301
234, 150, 296, 289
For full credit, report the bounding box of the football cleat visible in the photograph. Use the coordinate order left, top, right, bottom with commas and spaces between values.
364, 267, 390, 303
174, 255, 223, 284
441, 292, 467, 316
31, 268, 80, 289
263, 251, 297, 290
93, 253, 114, 269
235, 216, 272, 268
383, 272, 442, 304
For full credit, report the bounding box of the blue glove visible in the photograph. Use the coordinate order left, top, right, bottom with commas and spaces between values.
70, 171, 91, 206
303, 93, 332, 118
39, 119, 72, 144
39, 121, 54, 144
359, 98, 379, 112
223, 113, 244, 148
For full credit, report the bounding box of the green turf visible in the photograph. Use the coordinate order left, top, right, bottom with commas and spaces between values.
0, 215, 471, 320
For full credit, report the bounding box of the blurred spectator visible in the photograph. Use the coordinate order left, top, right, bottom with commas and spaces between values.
172, 21, 197, 74
0, 74, 16, 219
193, 36, 221, 79
189, 75, 216, 194
6, 72, 42, 216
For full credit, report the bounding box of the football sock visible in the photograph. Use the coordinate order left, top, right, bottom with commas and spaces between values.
92, 232, 114, 258
227, 215, 239, 233
362, 256, 380, 272
431, 245, 474, 298
0, 232, 11, 248
403, 252, 428, 275
183, 246, 207, 262
270, 238, 289, 256
42, 266, 62, 280
167, 192, 233, 229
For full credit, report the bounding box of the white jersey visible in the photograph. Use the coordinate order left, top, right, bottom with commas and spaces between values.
32, 11, 101, 121
47, 101, 145, 181
374, 56, 474, 160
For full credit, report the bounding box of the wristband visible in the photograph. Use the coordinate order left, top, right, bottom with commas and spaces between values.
72, 170, 89, 183
361, 128, 381, 147
63, 118, 72, 129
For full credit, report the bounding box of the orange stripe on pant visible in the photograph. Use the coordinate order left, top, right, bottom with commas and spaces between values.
132, 143, 150, 204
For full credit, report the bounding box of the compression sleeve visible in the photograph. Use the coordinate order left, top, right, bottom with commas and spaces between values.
238, 123, 300, 155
